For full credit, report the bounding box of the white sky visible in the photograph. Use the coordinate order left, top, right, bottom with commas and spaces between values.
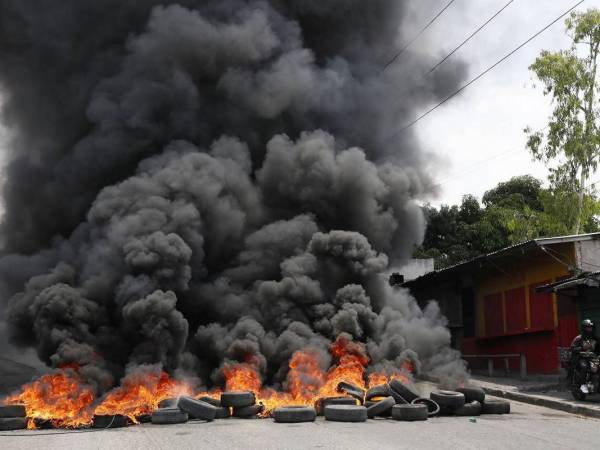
412, 0, 599, 206
0, 1, 597, 210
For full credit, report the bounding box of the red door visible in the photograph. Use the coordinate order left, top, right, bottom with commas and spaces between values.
557, 292, 578, 347
529, 281, 554, 330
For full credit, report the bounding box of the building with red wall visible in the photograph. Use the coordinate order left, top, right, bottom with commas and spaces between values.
403, 233, 600, 375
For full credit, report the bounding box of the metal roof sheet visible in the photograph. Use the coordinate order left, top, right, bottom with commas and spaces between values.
403, 232, 600, 286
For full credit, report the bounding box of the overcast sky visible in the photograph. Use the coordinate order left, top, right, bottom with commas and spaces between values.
412, 0, 599, 206
0, 0, 597, 210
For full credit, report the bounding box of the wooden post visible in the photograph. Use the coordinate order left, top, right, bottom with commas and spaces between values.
520, 353, 527, 379
488, 358, 494, 377
504, 357, 510, 375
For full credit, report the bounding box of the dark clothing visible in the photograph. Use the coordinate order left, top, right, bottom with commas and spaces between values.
571, 335, 599, 354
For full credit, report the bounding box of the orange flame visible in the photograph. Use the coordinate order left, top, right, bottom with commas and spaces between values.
212, 335, 393, 415
94, 370, 193, 423
3, 368, 95, 428
223, 363, 262, 393
3, 336, 417, 426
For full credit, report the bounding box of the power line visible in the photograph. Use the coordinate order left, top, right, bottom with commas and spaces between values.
383, 0, 456, 71
430, 148, 521, 188
428, 0, 516, 74
426, 126, 549, 190
393, 0, 516, 111
388, 0, 585, 139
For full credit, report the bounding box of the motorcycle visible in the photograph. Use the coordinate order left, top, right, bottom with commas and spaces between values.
567, 350, 600, 401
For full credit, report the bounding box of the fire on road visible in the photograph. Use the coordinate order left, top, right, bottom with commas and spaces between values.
0, 399, 598, 450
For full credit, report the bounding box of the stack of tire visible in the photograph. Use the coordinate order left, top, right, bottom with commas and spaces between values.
221, 391, 263, 418
315, 396, 358, 415
319, 379, 429, 423
151, 391, 263, 425
151, 395, 225, 425
429, 387, 510, 417
386, 380, 430, 422
0, 404, 27, 431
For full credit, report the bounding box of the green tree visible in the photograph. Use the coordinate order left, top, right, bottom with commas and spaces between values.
540, 179, 600, 235
415, 194, 509, 269
482, 175, 543, 211
415, 175, 600, 269
525, 9, 600, 234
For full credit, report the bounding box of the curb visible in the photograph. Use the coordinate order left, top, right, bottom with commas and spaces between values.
481, 387, 600, 419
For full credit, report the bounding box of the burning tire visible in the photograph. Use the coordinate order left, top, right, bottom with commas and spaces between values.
215, 406, 230, 419
337, 381, 365, 403
411, 398, 440, 416
198, 396, 221, 407
273, 406, 316, 423
389, 379, 419, 403
456, 387, 485, 404
364, 401, 391, 417
365, 384, 392, 401
151, 408, 189, 425
197, 396, 229, 418
158, 397, 178, 408
315, 396, 357, 415
366, 396, 395, 418
482, 399, 510, 414
0, 405, 26, 418
220, 391, 255, 408
177, 396, 217, 421
137, 414, 152, 423
366, 383, 407, 404
92, 414, 129, 428
452, 401, 482, 416
430, 390, 465, 408
0, 417, 28, 431
392, 404, 428, 421
232, 404, 264, 418
324, 405, 367, 422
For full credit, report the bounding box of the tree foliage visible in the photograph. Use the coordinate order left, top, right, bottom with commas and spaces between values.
415, 175, 600, 269
525, 9, 600, 233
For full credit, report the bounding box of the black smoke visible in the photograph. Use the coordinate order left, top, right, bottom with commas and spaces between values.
0, 0, 468, 391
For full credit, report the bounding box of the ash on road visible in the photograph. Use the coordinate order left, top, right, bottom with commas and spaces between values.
1, 397, 599, 450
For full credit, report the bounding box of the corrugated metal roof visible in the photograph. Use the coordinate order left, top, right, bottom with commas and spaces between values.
536, 271, 600, 292
403, 232, 600, 286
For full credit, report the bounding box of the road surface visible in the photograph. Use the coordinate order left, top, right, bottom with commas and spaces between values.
1, 397, 598, 450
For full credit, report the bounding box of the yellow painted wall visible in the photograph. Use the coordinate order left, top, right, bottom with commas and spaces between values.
475, 242, 575, 337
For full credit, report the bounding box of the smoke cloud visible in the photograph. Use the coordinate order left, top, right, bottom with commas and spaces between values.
0, 0, 468, 391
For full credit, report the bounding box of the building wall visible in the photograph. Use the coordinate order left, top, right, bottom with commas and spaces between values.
474, 243, 574, 336
576, 240, 600, 272
467, 242, 575, 374
405, 239, 600, 374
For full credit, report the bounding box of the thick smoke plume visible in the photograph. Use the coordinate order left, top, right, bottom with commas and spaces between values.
0, 0, 467, 392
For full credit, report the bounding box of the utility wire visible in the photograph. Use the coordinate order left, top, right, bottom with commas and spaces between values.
428, 0, 516, 74
383, 0, 456, 71
393, 0, 516, 111
430, 148, 521, 188
427, 126, 548, 189
388, 0, 585, 139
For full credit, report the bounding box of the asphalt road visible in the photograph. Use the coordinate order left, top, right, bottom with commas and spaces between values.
1, 397, 599, 450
